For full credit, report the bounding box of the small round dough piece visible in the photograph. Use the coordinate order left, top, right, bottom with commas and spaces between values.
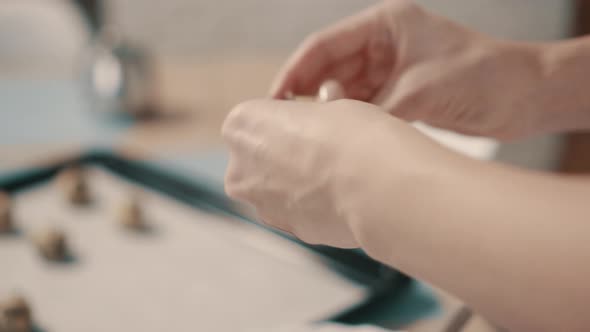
284, 80, 346, 102
0, 192, 12, 233
33, 227, 68, 261
58, 166, 90, 205
0, 294, 33, 332
119, 196, 144, 229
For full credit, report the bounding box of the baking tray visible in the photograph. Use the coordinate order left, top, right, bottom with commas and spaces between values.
0, 150, 411, 329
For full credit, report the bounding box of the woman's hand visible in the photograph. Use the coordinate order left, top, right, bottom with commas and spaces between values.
270, 0, 558, 140
222, 99, 457, 248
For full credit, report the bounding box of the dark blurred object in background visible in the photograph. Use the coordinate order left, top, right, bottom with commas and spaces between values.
81, 26, 160, 119
73, 0, 160, 119
73, 0, 103, 35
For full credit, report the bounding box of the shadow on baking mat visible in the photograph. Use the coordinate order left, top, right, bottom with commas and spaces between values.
0, 227, 23, 238
32, 325, 48, 332
37, 251, 79, 266
121, 221, 159, 236
331, 280, 440, 328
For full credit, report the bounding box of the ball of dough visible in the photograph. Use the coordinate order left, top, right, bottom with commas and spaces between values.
119, 196, 144, 229
57, 166, 90, 205
317, 80, 345, 102
0, 192, 12, 233
0, 294, 33, 332
33, 227, 68, 262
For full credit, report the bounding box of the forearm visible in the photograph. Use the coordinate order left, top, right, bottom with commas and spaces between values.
348, 154, 590, 332
533, 36, 590, 133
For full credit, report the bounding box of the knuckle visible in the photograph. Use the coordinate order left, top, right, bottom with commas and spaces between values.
222, 113, 241, 142
398, 90, 425, 108
224, 180, 246, 201
220, 119, 234, 142
378, 0, 426, 29
235, 99, 271, 118
226, 101, 249, 125
222, 100, 262, 140
401, 93, 427, 113
387, 89, 429, 119
392, 75, 433, 107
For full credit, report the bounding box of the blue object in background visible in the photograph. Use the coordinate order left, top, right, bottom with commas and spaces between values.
0, 79, 128, 146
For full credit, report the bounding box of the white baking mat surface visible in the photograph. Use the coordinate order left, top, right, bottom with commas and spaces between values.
1, 167, 366, 332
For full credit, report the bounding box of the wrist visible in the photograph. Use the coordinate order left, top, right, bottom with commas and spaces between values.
534, 37, 590, 133
333, 129, 469, 263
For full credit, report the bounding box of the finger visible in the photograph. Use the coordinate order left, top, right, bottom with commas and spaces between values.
222, 99, 280, 146
364, 23, 401, 106
222, 118, 265, 153
319, 55, 366, 91
370, 76, 398, 115
367, 27, 394, 65
223, 99, 317, 168
366, 28, 395, 89
270, 7, 381, 99
298, 55, 367, 99
325, 30, 394, 102
373, 68, 435, 119
269, 34, 333, 99
346, 84, 375, 101
380, 90, 429, 121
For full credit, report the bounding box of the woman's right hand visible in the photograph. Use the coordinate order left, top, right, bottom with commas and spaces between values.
271, 0, 566, 140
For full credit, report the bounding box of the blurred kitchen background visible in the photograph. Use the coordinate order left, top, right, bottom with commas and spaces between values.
0, 0, 581, 171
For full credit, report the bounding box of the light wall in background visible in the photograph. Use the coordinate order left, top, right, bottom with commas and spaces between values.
109, 0, 573, 56
0, 0, 89, 77
0, 1, 574, 75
